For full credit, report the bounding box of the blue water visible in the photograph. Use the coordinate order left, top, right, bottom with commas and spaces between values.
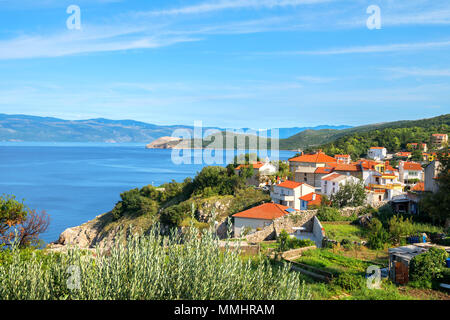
0, 143, 296, 243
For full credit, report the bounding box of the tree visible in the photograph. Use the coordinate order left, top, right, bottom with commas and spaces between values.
388, 215, 414, 245
0, 195, 50, 248
411, 149, 423, 162
330, 181, 366, 208
366, 218, 389, 250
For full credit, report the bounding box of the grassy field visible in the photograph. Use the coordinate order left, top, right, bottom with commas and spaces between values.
294, 248, 372, 276
292, 248, 449, 300
322, 222, 366, 243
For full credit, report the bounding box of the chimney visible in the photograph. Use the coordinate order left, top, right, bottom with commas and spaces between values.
312, 193, 316, 200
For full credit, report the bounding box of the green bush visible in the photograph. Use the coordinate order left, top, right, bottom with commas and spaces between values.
409, 247, 448, 286
317, 206, 356, 222
331, 273, 363, 292
277, 230, 315, 251
366, 218, 390, 250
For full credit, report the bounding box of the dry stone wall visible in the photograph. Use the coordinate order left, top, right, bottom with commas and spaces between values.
245, 210, 317, 242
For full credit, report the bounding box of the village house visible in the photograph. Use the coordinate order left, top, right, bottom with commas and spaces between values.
395, 151, 412, 160
424, 160, 441, 193
332, 163, 363, 179
288, 151, 336, 190
431, 133, 448, 148
320, 173, 361, 198
299, 192, 322, 210
407, 143, 428, 152
398, 161, 424, 185
235, 161, 277, 186
367, 147, 387, 160
334, 154, 351, 164
359, 159, 403, 203
270, 180, 315, 210
232, 202, 294, 237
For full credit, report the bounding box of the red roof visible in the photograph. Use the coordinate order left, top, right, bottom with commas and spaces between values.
396, 152, 411, 157
299, 192, 322, 206
334, 163, 361, 172
276, 180, 303, 189
402, 162, 423, 171
315, 167, 334, 174
370, 147, 385, 150
322, 173, 342, 181
432, 134, 447, 137
289, 152, 336, 164
411, 182, 425, 192
232, 203, 292, 220
235, 162, 265, 170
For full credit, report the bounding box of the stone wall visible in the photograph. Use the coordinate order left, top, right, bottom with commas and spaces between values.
245, 210, 317, 242
281, 245, 316, 260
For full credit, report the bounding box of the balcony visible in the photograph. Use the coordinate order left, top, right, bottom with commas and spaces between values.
270, 192, 294, 202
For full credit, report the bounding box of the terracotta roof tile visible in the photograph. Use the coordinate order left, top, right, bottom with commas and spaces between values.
232, 203, 293, 220
411, 182, 425, 192
299, 192, 322, 206
276, 180, 303, 189
402, 162, 423, 171
289, 152, 336, 163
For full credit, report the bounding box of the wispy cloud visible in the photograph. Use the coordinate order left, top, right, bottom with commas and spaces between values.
384, 67, 450, 77
0, 25, 200, 60
141, 0, 333, 16
260, 40, 450, 56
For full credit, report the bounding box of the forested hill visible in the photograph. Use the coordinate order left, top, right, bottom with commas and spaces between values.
280, 114, 450, 154
300, 114, 450, 159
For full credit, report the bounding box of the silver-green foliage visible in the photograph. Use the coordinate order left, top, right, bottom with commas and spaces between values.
0, 225, 311, 300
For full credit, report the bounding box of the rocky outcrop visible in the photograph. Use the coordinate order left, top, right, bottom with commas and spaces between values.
145, 136, 183, 149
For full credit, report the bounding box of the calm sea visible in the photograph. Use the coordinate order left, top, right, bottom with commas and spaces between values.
0, 143, 296, 243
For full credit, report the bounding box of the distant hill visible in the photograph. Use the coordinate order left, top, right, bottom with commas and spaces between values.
278, 114, 450, 150
0, 113, 351, 143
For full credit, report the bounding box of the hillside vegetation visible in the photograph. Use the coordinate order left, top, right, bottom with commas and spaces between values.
305, 114, 450, 159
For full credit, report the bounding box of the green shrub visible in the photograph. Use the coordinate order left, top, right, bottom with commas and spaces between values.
366, 218, 390, 250
317, 207, 355, 222
331, 273, 363, 292
0, 226, 311, 300
388, 215, 414, 245
409, 247, 448, 286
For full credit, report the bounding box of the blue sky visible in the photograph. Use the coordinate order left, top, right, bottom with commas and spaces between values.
0, 0, 449, 129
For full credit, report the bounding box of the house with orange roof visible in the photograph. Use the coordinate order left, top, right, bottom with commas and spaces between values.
399, 161, 424, 184
320, 173, 361, 198
396, 151, 412, 159
234, 161, 277, 186
288, 151, 336, 189
407, 143, 428, 152
270, 180, 315, 210
367, 147, 387, 160
332, 163, 363, 179
431, 133, 448, 148
359, 160, 403, 203
232, 202, 295, 237
299, 192, 322, 210
334, 154, 351, 164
